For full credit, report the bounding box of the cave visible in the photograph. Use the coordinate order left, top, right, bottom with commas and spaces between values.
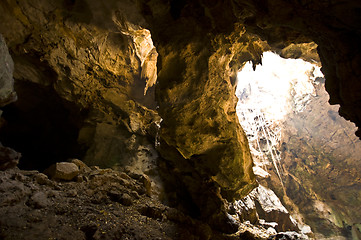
1, 0, 361, 239
0, 81, 86, 171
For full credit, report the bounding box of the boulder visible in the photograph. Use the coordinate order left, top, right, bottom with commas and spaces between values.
44, 162, 79, 181
235, 185, 299, 232
27, 191, 49, 209
70, 159, 91, 173
0, 144, 21, 170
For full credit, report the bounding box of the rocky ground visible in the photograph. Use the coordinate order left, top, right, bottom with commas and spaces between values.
0, 159, 308, 240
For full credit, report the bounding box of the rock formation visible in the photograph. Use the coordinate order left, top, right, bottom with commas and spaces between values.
235, 0, 361, 138
0, 0, 360, 238
260, 82, 361, 239
0, 0, 260, 230
0, 34, 21, 171
0, 34, 17, 107
0, 162, 215, 240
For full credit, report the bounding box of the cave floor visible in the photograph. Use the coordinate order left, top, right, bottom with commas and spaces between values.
0, 163, 276, 240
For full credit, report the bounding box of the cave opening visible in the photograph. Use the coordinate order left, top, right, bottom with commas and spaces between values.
0, 81, 87, 171
236, 51, 324, 181
235, 51, 361, 238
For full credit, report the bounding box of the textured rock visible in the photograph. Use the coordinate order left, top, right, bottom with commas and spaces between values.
44, 162, 80, 181
70, 159, 91, 173
34, 173, 52, 185
0, 0, 160, 172
27, 191, 49, 209
233, 0, 361, 138
0, 144, 20, 170
141, 2, 262, 228
274, 83, 361, 238
2, 167, 254, 240
0, 34, 17, 107
0, 0, 361, 237
234, 185, 299, 232
0, 0, 258, 230
0, 33, 19, 171
268, 232, 308, 240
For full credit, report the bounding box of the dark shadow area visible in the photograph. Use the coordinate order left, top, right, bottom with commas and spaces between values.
0, 81, 87, 171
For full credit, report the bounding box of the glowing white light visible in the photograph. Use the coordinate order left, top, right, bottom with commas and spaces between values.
236, 51, 324, 181
236, 52, 322, 121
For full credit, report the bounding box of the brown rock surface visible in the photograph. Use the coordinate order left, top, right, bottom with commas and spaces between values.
0, 0, 361, 238
0, 144, 21, 171
0, 0, 259, 230
44, 162, 80, 181
0, 166, 274, 240
0, 34, 17, 107
235, 185, 299, 233
0, 0, 160, 172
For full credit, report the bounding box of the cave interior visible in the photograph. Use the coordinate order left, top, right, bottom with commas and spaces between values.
0, 0, 361, 239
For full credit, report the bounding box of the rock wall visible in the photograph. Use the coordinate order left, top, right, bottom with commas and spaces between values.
1, 0, 361, 236
259, 82, 361, 239
232, 0, 361, 138
0, 0, 260, 231
0, 34, 17, 107
0, 0, 160, 172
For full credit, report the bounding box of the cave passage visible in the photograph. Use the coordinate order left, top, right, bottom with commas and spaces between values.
0, 81, 86, 171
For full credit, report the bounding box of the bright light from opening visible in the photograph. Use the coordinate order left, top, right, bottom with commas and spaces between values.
236, 51, 324, 181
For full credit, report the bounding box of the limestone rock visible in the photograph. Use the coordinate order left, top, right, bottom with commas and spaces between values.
0, 1, 361, 238
209, 211, 240, 234
1, 167, 232, 240
0, 34, 17, 107
139, 174, 152, 196
138, 205, 164, 220
27, 191, 49, 209
34, 173, 52, 186
107, 191, 133, 206
0, 0, 160, 174
70, 159, 91, 173
268, 232, 309, 240
0, 144, 21, 170
234, 0, 361, 138
44, 162, 80, 181
235, 185, 298, 232
261, 82, 361, 238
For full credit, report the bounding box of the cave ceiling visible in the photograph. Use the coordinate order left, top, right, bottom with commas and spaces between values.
0, 0, 361, 235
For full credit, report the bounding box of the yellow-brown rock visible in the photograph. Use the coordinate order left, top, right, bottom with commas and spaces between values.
0, 0, 160, 171
1, 0, 361, 236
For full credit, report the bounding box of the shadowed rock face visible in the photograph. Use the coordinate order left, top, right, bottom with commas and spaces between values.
0, 0, 260, 229
0, 34, 17, 107
0, 0, 361, 235
0, 0, 160, 170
